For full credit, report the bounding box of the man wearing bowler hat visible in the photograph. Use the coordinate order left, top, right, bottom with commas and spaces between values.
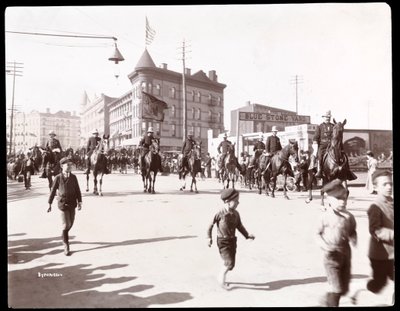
84, 129, 110, 175
313, 110, 334, 178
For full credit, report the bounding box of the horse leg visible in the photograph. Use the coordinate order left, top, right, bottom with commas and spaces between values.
93, 174, 98, 195
305, 171, 313, 204
86, 173, 90, 192
142, 173, 147, 192
271, 176, 276, 198
320, 177, 326, 208
180, 172, 186, 191
194, 174, 198, 193
283, 175, 289, 200
151, 172, 156, 194
99, 174, 103, 196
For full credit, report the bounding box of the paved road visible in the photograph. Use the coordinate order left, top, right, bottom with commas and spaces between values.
7, 170, 393, 307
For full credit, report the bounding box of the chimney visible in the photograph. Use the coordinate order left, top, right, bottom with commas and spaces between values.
185, 68, 191, 76
160, 63, 168, 70
46, 108, 50, 113
208, 70, 217, 82
246, 101, 251, 106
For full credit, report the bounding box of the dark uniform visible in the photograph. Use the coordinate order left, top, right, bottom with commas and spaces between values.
139, 133, 155, 163
40, 135, 63, 178
84, 136, 102, 174
265, 135, 282, 155
313, 121, 334, 177
217, 138, 243, 173
181, 136, 196, 171
249, 140, 266, 168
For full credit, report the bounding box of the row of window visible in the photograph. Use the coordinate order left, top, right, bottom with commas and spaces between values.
169, 106, 222, 122
133, 82, 223, 106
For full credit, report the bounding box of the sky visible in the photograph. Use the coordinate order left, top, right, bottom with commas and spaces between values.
5, 3, 392, 131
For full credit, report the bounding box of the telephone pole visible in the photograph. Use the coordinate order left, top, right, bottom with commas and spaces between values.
178, 39, 191, 142
6, 61, 24, 154
290, 75, 303, 114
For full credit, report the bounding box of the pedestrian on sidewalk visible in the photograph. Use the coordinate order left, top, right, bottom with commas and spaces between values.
207, 188, 255, 289
351, 170, 394, 305
47, 157, 82, 256
365, 151, 378, 194
19, 151, 35, 190
316, 179, 357, 307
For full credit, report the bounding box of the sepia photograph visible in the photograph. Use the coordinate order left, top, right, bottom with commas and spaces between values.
6, 3, 393, 307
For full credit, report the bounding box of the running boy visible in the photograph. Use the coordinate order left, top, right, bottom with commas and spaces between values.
207, 188, 255, 289
316, 179, 357, 307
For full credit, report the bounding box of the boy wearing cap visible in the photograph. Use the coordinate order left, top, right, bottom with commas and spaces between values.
316, 179, 357, 307
207, 188, 255, 289
47, 157, 82, 256
351, 170, 394, 305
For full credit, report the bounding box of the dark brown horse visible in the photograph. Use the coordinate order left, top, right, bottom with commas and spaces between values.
317, 119, 357, 206
141, 139, 162, 194
221, 143, 238, 189
178, 141, 202, 193
86, 135, 109, 196
264, 140, 299, 199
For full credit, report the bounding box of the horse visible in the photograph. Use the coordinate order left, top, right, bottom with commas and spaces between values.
29, 145, 43, 174
178, 141, 202, 193
41, 147, 62, 191
221, 143, 238, 189
141, 139, 162, 194
7, 155, 23, 180
86, 135, 110, 196
264, 140, 299, 199
309, 119, 357, 206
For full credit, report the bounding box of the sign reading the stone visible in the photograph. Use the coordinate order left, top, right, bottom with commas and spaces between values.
239, 112, 310, 123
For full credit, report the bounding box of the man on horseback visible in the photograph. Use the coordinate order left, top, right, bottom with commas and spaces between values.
263, 126, 283, 170
217, 133, 243, 175
40, 130, 63, 178
313, 110, 335, 178
248, 134, 266, 169
180, 130, 196, 172
84, 129, 110, 175
139, 127, 163, 173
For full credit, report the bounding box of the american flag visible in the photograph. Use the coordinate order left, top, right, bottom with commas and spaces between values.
145, 17, 156, 46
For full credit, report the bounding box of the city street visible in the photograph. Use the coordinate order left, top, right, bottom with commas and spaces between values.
8, 170, 393, 308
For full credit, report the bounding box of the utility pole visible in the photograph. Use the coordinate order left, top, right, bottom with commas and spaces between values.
6, 61, 24, 155
178, 39, 191, 142
290, 75, 303, 114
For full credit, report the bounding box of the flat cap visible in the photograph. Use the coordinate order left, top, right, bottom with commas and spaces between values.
221, 188, 239, 202
372, 169, 392, 182
59, 157, 73, 165
322, 179, 348, 200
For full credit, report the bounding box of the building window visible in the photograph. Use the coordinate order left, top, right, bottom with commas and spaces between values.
218, 96, 222, 106
148, 83, 153, 94
141, 81, 147, 93
191, 107, 195, 119
197, 108, 201, 120
218, 112, 222, 123
171, 105, 176, 118
196, 126, 201, 138
156, 84, 161, 95
170, 87, 176, 99
191, 90, 195, 102
171, 124, 176, 137
208, 110, 212, 121
197, 91, 201, 103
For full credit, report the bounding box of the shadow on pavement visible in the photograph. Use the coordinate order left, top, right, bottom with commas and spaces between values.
225, 274, 369, 291
8, 262, 193, 308
71, 235, 197, 254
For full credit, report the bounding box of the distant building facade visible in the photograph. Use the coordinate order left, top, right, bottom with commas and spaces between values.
80, 92, 117, 147
108, 49, 226, 153
6, 108, 80, 153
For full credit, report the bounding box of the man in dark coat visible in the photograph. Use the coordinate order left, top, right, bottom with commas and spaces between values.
265, 126, 282, 156
40, 130, 63, 178
139, 127, 162, 172
84, 129, 110, 175
180, 130, 196, 172
248, 134, 266, 168
217, 133, 243, 174
313, 110, 334, 178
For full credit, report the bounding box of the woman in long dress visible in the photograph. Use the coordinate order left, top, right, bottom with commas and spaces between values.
365, 151, 378, 194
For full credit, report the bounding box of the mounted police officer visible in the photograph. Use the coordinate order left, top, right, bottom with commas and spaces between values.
265, 126, 282, 156
180, 130, 196, 172
84, 129, 110, 175
139, 127, 162, 172
40, 130, 63, 178
248, 134, 266, 169
217, 132, 243, 174
313, 110, 334, 178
